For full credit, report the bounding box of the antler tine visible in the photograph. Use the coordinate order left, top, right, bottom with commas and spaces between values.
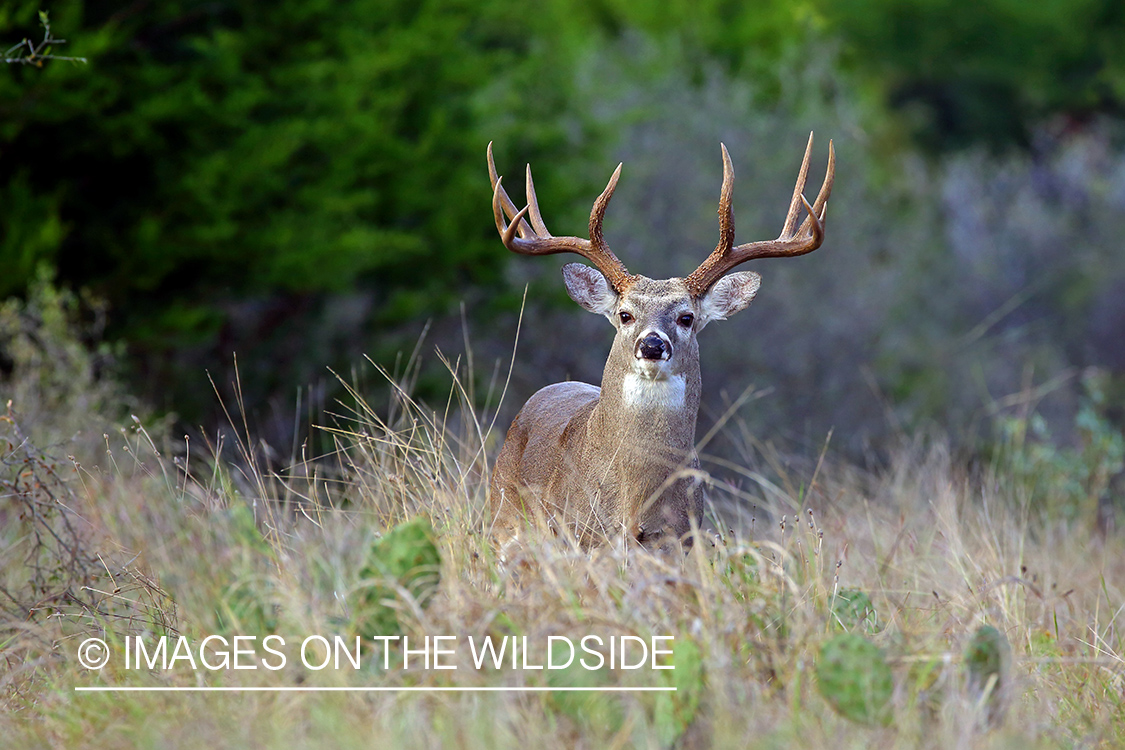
487, 144, 635, 292
492, 177, 519, 242
795, 138, 835, 237
588, 163, 622, 254
500, 197, 533, 248
684, 136, 835, 297
715, 143, 736, 257
524, 164, 551, 237
780, 132, 815, 238
488, 142, 533, 240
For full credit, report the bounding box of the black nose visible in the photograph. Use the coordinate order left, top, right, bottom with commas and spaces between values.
638, 334, 667, 360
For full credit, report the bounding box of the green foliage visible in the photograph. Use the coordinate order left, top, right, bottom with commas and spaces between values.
0, 265, 129, 458
0, 0, 596, 419
218, 577, 278, 635
719, 552, 760, 594
994, 370, 1125, 523
537, 0, 823, 100
546, 651, 625, 736
0, 173, 65, 299
207, 501, 279, 633
818, 0, 1125, 149
1, 265, 100, 409
2, 0, 518, 301
830, 588, 879, 633
816, 633, 894, 726
654, 637, 704, 745
353, 516, 441, 636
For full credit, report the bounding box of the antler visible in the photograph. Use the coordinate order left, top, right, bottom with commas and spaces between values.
488, 142, 636, 293
684, 133, 835, 297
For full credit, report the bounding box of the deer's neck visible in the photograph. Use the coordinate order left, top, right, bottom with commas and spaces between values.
579, 352, 701, 528
590, 352, 701, 452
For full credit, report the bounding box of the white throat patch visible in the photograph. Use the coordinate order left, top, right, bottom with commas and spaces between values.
622, 372, 686, 409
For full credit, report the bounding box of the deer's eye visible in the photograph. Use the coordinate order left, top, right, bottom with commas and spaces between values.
619, 311, 634, 325
678, 313, 695, 328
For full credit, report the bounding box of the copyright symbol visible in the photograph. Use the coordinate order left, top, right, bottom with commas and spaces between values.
77, 638, 110, 670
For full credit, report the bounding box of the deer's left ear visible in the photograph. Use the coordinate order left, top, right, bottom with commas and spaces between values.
697, 271, 761, 330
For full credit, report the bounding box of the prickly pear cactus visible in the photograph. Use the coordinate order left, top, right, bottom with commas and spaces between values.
354, 516, 441, 635
831, 588, 879, 633
816, 633, 894, 726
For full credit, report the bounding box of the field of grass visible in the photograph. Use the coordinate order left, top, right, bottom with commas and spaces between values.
2, 356, 1123, 750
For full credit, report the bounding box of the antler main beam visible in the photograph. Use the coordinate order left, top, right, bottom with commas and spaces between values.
488, 142, 635, 293
684, 133, 835, 297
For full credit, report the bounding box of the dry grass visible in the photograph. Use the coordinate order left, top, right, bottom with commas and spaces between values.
1, 361, 1123, 750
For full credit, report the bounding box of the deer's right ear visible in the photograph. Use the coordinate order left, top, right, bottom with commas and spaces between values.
562, 263, 618, 317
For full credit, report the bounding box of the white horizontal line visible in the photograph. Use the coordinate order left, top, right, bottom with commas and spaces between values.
75, 686, 675, 693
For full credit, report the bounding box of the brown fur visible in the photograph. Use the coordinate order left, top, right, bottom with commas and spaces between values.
490, 276, 719, 553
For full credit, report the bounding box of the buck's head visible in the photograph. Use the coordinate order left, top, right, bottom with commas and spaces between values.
559, 267, 761, 400
487, 136, 834, 397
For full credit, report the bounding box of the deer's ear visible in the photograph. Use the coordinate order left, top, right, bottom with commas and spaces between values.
697, 271, 760, 330
562, 263, 618, 317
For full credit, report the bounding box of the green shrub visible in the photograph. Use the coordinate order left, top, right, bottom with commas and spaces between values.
994, 370, 1124, 523
353, 516, 441, 636
0, 266, 131, 460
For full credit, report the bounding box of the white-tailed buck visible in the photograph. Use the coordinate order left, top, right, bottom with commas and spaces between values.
487, 135, 834, 553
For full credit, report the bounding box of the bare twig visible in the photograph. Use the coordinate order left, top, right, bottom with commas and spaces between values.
3, 11, 87, 67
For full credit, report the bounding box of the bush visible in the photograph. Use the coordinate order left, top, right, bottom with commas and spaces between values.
0, 266, 131, 459
993, 369, 1124, 523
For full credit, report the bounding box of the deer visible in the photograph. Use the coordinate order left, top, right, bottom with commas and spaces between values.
486, 135, 834, 556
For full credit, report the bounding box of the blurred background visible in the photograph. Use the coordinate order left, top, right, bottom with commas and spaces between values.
2, 0, 1124, 505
